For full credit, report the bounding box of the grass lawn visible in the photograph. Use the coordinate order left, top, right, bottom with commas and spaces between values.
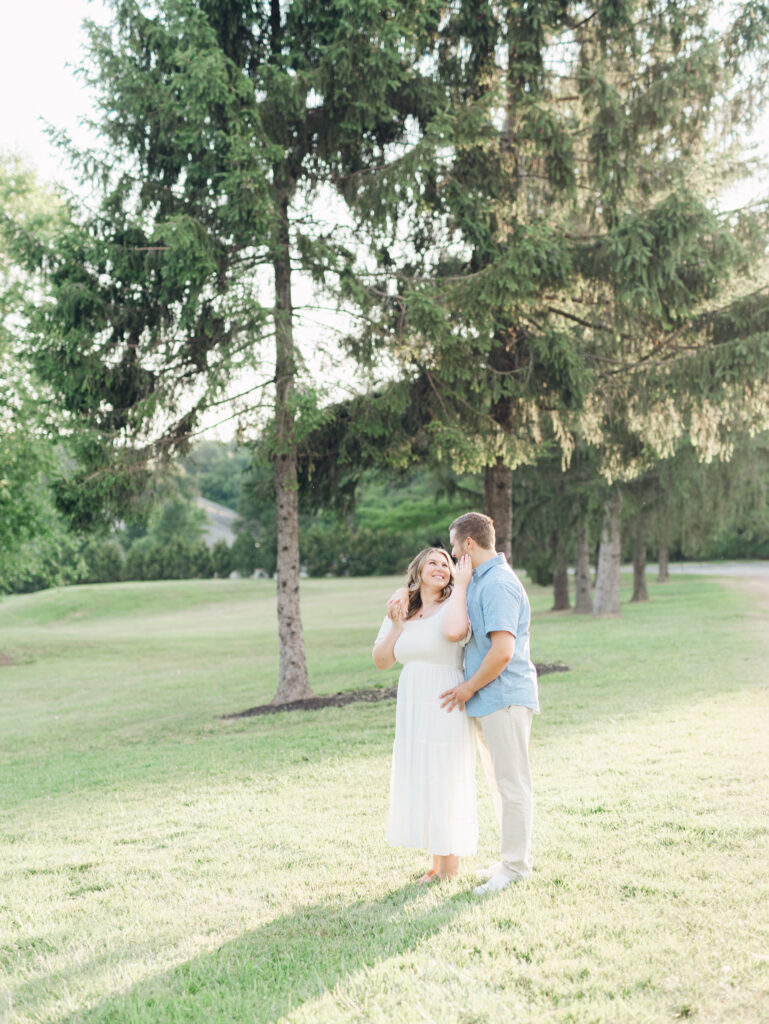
0, 573, 767, 1023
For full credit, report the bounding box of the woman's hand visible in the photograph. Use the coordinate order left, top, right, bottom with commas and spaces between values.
373, 600, 405, 669
387, 587, 409, 621
388, 599, 406, 634
454, 553, 473, 588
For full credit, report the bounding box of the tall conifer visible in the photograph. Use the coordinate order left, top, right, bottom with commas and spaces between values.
346, 1, 769, 560
29, 0, 441, 703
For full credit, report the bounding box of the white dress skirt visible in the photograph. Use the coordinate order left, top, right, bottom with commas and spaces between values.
376, 604, 478, 857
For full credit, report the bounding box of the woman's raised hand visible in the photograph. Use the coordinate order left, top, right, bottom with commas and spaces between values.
387, 587, 409, 621
454, 554, 473, 588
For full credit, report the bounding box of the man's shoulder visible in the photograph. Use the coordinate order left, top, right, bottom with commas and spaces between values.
481, 560, 525, 593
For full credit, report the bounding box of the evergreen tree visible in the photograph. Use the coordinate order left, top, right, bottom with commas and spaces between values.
344, 0, 769, 560
632, 434, 769, 565
211, 538, 233, 577
82, 538, 125, 583
27, 0, 442, 703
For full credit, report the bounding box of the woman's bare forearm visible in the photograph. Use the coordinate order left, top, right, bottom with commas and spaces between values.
372, 614, 404, 669
372, 635, 398, 669
442, 554, 472, 642
441, 582, 469, 642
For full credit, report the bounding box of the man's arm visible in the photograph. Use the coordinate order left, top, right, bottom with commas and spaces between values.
440, 630, 515, 711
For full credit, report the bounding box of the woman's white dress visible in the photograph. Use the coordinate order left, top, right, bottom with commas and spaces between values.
376, 604, 477, 856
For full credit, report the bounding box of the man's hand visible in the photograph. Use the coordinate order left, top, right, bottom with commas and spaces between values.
440, 680, 475, 712
386, 587, 409, 621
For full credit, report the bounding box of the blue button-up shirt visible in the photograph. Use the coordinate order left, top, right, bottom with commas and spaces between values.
464, 553, 539, 717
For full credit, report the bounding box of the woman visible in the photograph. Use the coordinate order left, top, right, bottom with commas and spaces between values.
373, 548, 476, 882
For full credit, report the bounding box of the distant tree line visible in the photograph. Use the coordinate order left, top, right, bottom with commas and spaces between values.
25, 436, 765, 599
1, 409, 768, 599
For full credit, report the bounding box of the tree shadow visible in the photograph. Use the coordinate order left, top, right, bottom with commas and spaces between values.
54, 884, 473, 1024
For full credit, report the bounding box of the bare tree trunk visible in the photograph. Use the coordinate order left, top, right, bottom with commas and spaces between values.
484, 459, 513, 563
658, 543, 670, 583
593, 490, 622, 615
271, 194, 313, 704
594, 538, 600, 585
551, 530, 570, 610
481, 34, 520, 572
574, 518, 593, 614
631, 526, 649, 602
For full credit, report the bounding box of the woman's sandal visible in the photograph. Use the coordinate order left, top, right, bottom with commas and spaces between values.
416, 869, 439, 885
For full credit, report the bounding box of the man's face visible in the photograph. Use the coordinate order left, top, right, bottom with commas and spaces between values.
449, 529, 467, 562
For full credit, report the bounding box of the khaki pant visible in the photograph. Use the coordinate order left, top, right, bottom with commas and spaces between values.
473, 705, 534, 879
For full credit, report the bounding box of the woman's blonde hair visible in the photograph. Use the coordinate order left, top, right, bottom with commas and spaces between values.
404, 547, 454, 619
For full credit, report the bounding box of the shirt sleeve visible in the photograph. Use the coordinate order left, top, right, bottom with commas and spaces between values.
480, 576, 521, 638
374, 615, 392, 647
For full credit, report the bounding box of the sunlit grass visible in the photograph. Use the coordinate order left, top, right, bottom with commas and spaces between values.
0, 574, 767, 1023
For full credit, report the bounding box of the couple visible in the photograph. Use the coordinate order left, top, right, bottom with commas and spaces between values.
373, 512, 539, 895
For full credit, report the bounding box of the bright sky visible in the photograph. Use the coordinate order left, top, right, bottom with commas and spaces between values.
3, 0, 767, 197
0, 0, 109, 187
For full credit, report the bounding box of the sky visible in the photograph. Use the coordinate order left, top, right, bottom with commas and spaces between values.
4, 1, 768, 196
0, 0, 110, 188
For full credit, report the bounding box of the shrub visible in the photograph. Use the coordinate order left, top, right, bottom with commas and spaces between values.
82, 539, 125, 583
231, 531, 260, 577
211, 539, 232, 577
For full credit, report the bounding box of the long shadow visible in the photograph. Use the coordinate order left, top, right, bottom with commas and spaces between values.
54, 884, 473, 1024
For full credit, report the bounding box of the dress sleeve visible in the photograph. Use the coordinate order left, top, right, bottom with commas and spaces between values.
374, 615, 392, 647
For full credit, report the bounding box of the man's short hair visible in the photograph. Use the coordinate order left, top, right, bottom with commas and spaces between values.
450, 512, 495, 550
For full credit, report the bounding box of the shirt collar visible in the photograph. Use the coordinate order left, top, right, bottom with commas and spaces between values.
473, 553, 506, 579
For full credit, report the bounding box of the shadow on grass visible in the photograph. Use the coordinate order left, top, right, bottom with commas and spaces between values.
55, 884, 474, 1024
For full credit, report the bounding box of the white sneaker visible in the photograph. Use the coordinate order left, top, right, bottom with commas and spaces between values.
476, 861, 504, 882
473, 872, 520, 895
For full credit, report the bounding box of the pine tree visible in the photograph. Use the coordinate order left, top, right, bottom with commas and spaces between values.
27, 0, 441, 703
344, 0, 769, 560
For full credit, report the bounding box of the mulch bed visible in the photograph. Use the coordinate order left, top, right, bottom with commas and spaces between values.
222, 662, 569, 718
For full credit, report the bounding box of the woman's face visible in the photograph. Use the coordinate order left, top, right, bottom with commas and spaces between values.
419, 550, 452, 590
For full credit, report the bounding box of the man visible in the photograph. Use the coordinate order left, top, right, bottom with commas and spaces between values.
440, 512, 539, 894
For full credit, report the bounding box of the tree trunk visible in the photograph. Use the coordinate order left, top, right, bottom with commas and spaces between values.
594, 538, 600, 586
271, 194, 313, 704
593, 490, 622, 615
658, 543, 670, 583
631, 526, 649, 602
483, 459, 513, 563
551, 530, 570, 610
573, 518, 593, 614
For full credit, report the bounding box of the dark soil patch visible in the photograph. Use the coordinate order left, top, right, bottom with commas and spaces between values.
0, 652, 14, 668
222, 663, 569, 718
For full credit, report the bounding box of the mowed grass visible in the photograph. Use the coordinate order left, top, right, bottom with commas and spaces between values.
0, 573, 767, 1024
